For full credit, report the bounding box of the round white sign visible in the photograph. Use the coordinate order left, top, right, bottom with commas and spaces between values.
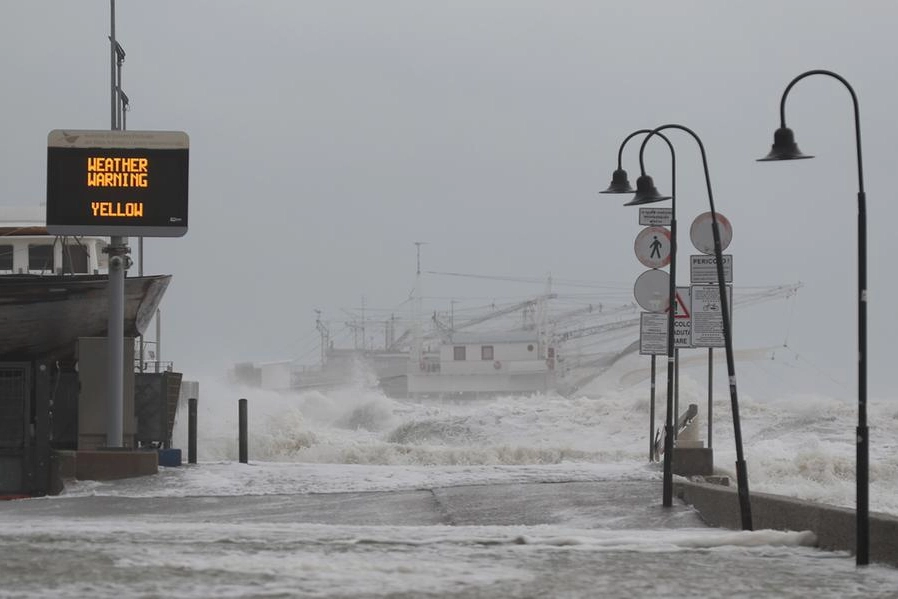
633, 269, 670, 313
690, 211, 732, 255
634, 226, 671, 268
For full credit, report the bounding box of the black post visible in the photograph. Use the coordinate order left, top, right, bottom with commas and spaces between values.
238, 398, 248, 464
649, 355, 656, 462
603, 128, 676, 506
857, 190, 868, 564
759, 70, 868, 563
639, 124, 752, 530
187, 397, 197, 464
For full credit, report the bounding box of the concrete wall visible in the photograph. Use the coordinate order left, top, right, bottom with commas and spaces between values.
675, 480, 898, 567
52, 449, 157, 485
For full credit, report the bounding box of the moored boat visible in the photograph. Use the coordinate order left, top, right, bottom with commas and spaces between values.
0, 205, 171, 362
0, 273, 170, 361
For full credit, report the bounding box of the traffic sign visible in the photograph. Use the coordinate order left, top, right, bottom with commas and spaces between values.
633, 269, 669, 313
674, 286, 692, 348
639, 286, 692, 353
673, 286, 690, 318
690, 211, 732, 255
690, 254, 733, 284
634, 226, 671, 269
639, 207, 672, 227
690, 284, 733, 347
639, 312, 668, 355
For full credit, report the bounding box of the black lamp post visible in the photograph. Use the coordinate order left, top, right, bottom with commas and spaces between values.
758, 69, 869, 565
601, 129, 678, 507
636, 124, 753, 531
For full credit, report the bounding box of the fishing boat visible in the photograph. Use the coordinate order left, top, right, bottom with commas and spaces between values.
232, 266, 802, 399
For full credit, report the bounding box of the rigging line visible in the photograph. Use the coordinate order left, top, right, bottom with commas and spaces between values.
780, 344, 850, 389
426, 270, 632, 290
267, 325, 321, 358
293, 343, 323, 364
783, 282, 799, 347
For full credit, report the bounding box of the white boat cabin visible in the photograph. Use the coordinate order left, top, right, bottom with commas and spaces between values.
409, 330, 556, 398
0, 206, 108, 274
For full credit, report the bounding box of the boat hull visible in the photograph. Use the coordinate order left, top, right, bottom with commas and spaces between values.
0, 274, 171, 361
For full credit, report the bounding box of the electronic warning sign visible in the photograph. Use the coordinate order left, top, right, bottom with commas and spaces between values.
46, 129, 189, 237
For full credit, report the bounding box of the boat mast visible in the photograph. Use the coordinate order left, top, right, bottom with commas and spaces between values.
536, 273, 552, 359
315, 309, 329, 367
412, 242, 426, 366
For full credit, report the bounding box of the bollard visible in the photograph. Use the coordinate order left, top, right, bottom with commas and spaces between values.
188, 397, 197, 464
238, 398, 248, 464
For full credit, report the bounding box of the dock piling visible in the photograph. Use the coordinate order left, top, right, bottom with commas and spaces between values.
187, 397, 197, 464
238, 398, 248, 464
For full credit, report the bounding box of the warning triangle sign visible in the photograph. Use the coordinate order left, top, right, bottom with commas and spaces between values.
669, 291, 690, 319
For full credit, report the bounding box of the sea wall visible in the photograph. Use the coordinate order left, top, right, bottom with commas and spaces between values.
675, 480, 898, 567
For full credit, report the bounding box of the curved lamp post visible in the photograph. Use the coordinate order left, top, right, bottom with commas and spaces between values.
600, 129, 678, 507
758, 69, 869, 565
636, 124, 753, 531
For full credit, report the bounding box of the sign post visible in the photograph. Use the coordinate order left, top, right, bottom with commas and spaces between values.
638, 207, 672, 227
690, 285, 733, 348
46, 129, 189, 447
690, 254, 733, 284
46, 130, 189, 237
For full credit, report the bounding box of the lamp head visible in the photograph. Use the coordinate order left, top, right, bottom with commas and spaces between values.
599, 168, 635, 194
757, 127, 814, 161
624, 174, 671, 206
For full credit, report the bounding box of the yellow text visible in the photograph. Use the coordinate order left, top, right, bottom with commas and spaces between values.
86, 157, 149, 188
91, 202, 144, 218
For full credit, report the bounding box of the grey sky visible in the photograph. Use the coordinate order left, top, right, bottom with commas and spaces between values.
2, 1, 896, 393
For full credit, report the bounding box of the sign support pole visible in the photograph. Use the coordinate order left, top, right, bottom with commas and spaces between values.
708, 348, 713, 449
106, 239, 126, 447
674, 348, 680, 440
649, 355, 656, 462
106, 0, 126, 447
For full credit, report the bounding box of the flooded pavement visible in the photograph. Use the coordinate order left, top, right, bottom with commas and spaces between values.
1, 478, 897, 598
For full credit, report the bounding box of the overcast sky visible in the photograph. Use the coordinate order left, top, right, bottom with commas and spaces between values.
2, 1, 897, 394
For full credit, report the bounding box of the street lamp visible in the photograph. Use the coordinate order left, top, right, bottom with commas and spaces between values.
636, 124, 753, 531
758, 69, 869, 565
601, 129, 678, 507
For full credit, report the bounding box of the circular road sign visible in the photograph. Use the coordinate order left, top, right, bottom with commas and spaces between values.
690, 211, 732, 255
634, 269, 670, 313
634, 226, 671, 269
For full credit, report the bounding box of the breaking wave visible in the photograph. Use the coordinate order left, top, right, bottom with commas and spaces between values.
172, 350, 898, 514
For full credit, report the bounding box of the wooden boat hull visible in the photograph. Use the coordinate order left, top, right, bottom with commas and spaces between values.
0, 274, 171, 361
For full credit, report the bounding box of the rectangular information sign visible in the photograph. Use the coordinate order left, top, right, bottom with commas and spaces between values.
46, 129, 189, 237
639, 312, 668, 355
690, 284, 733, 348
639, 207, 672, 227
639, 286, 692, 355
690, 254, 733, 284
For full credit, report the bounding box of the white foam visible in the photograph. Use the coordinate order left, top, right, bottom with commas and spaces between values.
156, 352, 898, 515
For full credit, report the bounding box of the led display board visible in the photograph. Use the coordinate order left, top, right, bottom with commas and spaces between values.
46, 129, 189, 237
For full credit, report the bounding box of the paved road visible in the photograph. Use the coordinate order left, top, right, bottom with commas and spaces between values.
2, 481, 897, 598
